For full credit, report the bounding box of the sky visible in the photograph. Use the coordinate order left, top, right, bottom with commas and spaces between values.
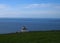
0, 0, 60, 18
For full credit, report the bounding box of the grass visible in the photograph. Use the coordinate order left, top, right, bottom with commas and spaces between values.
0, 31, 60, 43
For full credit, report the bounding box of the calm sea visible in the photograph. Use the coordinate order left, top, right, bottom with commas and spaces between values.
0, 18, 60, 34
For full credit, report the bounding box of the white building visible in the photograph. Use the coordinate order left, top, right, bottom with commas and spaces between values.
21, 26, 28, 32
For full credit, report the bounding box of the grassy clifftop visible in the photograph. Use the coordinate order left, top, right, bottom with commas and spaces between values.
0, 31, 60, 43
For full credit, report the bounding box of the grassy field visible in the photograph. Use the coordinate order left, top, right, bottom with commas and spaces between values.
0, 31, 60, 43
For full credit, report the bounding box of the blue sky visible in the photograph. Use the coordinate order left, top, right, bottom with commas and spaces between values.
0, 0, 60, 18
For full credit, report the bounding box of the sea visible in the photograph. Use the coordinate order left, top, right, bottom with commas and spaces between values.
0, 18, 60, 34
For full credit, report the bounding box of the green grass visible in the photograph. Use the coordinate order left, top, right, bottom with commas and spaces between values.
0, 31, 60, 43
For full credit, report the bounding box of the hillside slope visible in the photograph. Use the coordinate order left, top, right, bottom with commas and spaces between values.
0, 31, 60, 43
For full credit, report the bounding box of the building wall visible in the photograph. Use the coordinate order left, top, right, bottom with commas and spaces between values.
21, 30, 28, 32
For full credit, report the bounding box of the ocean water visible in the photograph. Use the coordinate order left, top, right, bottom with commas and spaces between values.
0, 18, 60, 34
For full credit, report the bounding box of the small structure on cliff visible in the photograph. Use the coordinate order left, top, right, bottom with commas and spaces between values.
21, 26, 28, 32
